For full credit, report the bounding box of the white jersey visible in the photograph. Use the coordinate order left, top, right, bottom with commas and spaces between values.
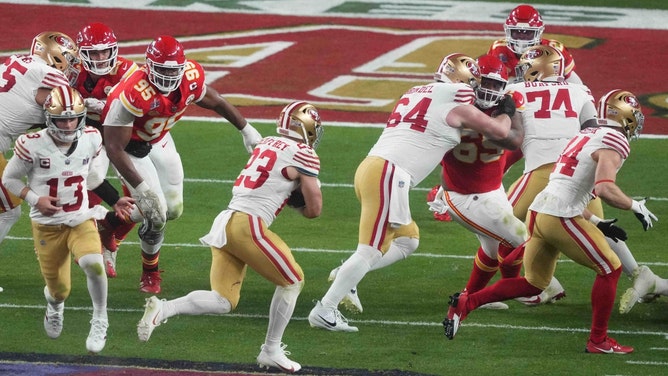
6, 127, 103, 226
0, 55, 70, 152
228, 136, 320, 226
530, 126, 629, 218
368, 82, 473, 186
507, 80, 597, 174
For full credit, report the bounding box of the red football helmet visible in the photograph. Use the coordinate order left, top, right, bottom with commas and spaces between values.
145, 35, 186, 93
475, 55, 508, 109
77, 22, 118, 76
434, 53, 480, 88
597, 89, 644, 141
504, 5, 545, 55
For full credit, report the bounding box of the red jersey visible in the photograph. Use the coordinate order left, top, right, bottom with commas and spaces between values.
103, 59, 206, 144
73, 56, 138, 128
441, 128, 507, 194
487, 38, 576, 82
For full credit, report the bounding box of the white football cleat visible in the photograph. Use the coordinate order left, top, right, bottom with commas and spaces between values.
86, 318, 108, 353
43, 287, 64, 339
137, 296, 167, 342
102, 247, 117, 278
328, 265, 364, 313
619, 265, 656, 314
516, 277, 566, 306
479, 302, 509, 310
308, 300, 358, 332
256, 343, 301, 373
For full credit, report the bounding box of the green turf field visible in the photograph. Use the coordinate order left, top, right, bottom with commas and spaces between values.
1, 120, 666, 375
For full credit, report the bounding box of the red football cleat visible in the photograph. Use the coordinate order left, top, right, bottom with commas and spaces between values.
139, 271, 162, 294
585, 337, 634, 354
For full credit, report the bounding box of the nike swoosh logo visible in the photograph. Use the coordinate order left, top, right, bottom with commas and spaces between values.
151, 314, 161, 326
318, 314, 337, 327
590, 345, 614, 354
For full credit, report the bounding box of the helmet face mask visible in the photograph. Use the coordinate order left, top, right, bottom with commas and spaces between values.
434, 53, 480, 88
516, 45, 564, 82
276, 101, 323, 149
31, 31, 80, 85
145, 35, 186, 93
44, 86, 87, 143
475, 55, 508, 109
597, 90, 644, 141
77, 22, 118, 76
504, 5, 545, 55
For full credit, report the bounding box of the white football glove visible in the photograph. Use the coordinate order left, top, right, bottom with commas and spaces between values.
427, 185, 449, 215
135, 182, 166, 230
631, 198, 658, 231
84, 97, 106, 114
239, 123, 262, 154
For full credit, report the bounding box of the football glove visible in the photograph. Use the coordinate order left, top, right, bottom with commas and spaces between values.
631, 198, 658, 231
135, 182, 166, 229
427, 186, 449, 215
592, 217, 628, 242
240, 123, 262, 154
496, 94, 516, 117
84, 97, 105, 114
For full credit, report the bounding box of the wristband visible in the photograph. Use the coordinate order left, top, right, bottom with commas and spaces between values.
588, 214, 601, 225
135, 181, 150, 193
24, 190, 39, 206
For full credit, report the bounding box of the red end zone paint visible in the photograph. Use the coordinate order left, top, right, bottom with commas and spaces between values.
1, 4, 665, 134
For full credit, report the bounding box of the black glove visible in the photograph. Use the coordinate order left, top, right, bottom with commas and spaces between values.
286, 189, 306, 208
596, 218, 628, 242
496, 94, 516, 117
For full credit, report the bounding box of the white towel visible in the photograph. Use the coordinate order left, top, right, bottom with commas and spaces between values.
388, 164, 412, 227
199, 209, 234, 248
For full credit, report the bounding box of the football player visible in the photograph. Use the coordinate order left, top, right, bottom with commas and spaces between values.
444, 89, 654, 355
488, 4, 583, 84
102, 35, 262, 294
74, 22, 140, 278
0, 31, 79, 258
429, 54, 565, 309
136, 101, 323, 373
309, 53, 514, 331
1, 86, 134, 353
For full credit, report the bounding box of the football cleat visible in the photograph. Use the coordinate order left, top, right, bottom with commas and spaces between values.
137, 296, 167, 342
585, 337, 633, 354
479, 302, 509, 310
86, 318, 108, 353
308, 300, 358, 332
516, 278, 566, 306
102, 247, 117, 278
139, 271, 162, 294
619, 265, 656, 314
443, 291, 469, 340
97, 218, 118, 252
256, 343, 301, 373
44, 303, 64, 339
328, 266, 363, 313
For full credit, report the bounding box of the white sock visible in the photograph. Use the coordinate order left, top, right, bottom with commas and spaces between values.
78, 253, 108, 320
0, 206, 21, 244
264, 281, 302, 351
653, 275, 668, 296
321, 244, 381, 309
607, 239, 638, 277
163, 290, 231, 320
369, 237, 418, 271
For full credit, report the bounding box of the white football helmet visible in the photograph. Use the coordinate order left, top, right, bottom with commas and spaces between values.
276, 101, 323, 149
44, 86, 87, 143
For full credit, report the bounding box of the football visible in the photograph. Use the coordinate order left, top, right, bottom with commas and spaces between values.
286, 187, 306, 208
